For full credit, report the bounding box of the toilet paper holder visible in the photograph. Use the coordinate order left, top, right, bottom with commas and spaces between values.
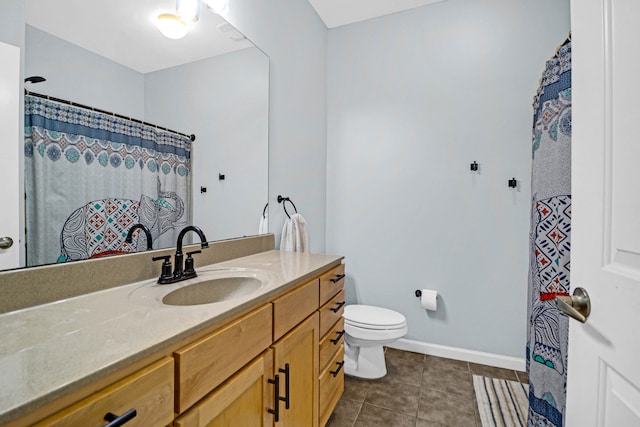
415, 289, 438, 311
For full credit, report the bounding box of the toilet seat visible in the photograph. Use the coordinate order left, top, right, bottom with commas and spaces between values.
344, 318, 406, 330
343, 304, 407, 330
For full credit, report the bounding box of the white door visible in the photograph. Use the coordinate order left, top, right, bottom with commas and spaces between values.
568, 0, 640, 425
0, 41, 20, 270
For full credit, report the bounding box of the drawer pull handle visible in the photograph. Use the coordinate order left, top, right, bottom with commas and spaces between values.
330, 274, 346, 283
330, 301, 346, 313
104, 409, 137, 427
268, 375, 281, 422
331, 330, 345, 345
279, 363, 291, 410
331, 361, 345, 377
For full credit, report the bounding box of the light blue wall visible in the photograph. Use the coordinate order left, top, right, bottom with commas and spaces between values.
144, 48, 269, 241
0, 0, 25, 48
225, 0, 328, 253
25, 26, 144, 118
325, 0, 570, 358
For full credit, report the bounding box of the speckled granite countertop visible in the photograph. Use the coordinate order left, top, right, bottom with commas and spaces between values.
0, 250, 342, 424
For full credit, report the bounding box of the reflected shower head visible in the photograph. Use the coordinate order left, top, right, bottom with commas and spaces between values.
25, 76, 46, 84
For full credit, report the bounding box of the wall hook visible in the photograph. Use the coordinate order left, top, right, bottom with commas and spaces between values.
470, 161, 478, 171
415, 290, 422, 298
508, 178, 517, 188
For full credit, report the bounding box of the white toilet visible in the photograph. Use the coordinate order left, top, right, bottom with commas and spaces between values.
342, 304, 408, 379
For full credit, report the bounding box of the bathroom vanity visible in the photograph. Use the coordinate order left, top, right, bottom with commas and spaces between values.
0, 247, 345, 427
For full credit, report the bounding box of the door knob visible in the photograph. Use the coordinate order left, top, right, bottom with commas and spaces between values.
0, 237, 13, 249
554, 287, 590, 323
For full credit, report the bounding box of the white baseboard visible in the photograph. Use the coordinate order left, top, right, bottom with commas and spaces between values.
386, 338, 526, 372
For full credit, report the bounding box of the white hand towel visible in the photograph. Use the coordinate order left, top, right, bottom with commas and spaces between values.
280, 213, 310, 252
259, 212, 269, 234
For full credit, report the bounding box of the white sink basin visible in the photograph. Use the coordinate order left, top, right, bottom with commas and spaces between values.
128, 268, 273, 307
162, 276, 263, 306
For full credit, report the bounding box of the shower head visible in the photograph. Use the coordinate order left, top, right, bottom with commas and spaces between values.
25, 76, 46, 84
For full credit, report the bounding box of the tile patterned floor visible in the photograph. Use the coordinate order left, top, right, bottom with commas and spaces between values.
326, 348, 530, 427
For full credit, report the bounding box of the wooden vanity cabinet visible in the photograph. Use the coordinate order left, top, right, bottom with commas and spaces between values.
34, 357, 174, 427
174, 314, 320, 427
271, 312, 319, 427
272, 278, 319, 341
319, 318, 344, 375
173, 304, 273, 413
19, 261, 344, 427
173, 350, 274, 427
174, 289, 320, 427
173, 276, 322, 427
269, 276, 320, 426
319, 264, 345, 306
319, 346, 345, 426
319, 289, 345, 338
317, 265, 346, 427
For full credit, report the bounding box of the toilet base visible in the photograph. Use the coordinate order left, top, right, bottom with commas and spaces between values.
344, 341, 387, 379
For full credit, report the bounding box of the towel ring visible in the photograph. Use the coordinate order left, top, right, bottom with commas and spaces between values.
277, 195, 298, 219
262, 202, 268, 218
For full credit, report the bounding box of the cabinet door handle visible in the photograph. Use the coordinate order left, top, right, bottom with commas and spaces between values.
330, 274, 345, 283
268, 375, 280, 422
331, 330, 345, 345
103, 409, 137, 427
330, 301, 346, 313
278, 363, 290, 410
331, 361, 345, 377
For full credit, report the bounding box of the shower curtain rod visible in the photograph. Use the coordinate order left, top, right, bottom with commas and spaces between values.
25, 89, 196, 142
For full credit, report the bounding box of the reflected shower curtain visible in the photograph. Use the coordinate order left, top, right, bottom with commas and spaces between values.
526, 38, 571, 427
24, 95, 192, 266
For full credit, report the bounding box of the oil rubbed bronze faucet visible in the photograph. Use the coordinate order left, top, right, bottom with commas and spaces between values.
125, 223, 153, 250
153, 226, 209, 284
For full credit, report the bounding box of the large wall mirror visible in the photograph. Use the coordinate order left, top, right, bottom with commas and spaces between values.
0, 0, 269, 271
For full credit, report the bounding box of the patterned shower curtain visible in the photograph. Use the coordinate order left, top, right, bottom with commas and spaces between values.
526, 38, 571, 427
24, 95, 192, 266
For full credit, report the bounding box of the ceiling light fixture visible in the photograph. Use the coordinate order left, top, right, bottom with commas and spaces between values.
156, 0, 230, 39
176, 0, 200, 23
156, 13, 188, 40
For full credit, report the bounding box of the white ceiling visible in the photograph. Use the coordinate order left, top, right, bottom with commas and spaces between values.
24, 0, 446, 73
307, 0, 447, 28
25, 0, 252, 74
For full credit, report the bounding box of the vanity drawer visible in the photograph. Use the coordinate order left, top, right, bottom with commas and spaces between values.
319, 264, 345, 306
35, 357, 174, 427
272, 278, 319, 341
319, 289, 345, 338
174, 350, 273, 427
174, 304, 272, 413
319, 347, 345, 427
319, 317, 344, 373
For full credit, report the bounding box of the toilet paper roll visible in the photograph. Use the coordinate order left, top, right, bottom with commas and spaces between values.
420, 289, 438, 311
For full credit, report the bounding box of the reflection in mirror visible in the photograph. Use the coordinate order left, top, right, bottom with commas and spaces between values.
9, 0, 269, 269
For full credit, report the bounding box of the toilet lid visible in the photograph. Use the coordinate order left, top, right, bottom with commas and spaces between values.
343, 304, 407, 329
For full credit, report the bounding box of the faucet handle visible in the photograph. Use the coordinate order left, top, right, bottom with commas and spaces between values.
185, 250, 201, 275
152, 255, 173, 283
